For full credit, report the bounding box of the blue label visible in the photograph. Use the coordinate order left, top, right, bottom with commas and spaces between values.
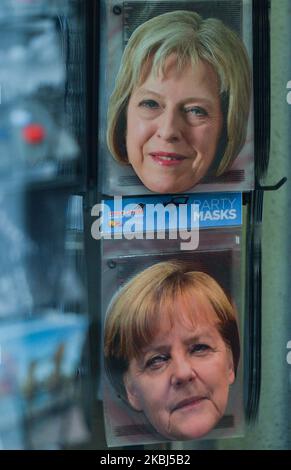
100, 193, 242, 234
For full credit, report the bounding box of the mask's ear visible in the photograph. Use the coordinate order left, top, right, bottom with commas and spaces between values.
227, 351, 235, 385
123, 372, 143, 411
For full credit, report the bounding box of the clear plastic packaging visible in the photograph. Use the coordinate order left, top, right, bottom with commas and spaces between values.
0, 98, 79, 186
100, 192, 244, 446
98, 0, 254, 196
0, 0, 70, 20
0, 20, 65, 102
0, 312, 88, 449
0, 189, 83, 318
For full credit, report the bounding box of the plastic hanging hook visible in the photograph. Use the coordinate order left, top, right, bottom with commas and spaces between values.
256, 176, 287, 191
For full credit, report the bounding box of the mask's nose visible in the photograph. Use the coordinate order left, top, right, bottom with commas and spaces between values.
170, 356, 197, 387
156, 108, 183, 142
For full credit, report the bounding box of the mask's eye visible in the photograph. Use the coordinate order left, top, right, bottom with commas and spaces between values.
144, 354, 169, 370
190, 343, 212, 355
184, 106, 208, 118
138, 99, 160, 109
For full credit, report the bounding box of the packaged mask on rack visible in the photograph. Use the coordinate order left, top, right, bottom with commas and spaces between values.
99, 192, 244, 446
0, 190, 85, 318
0, 0, 70, 19
0, 19, 80, 184
98, 0, 254, 195
0, 99, 79, 185
0, 20, 65, 101
0, 312, 88, 449
0, 190, 34, 318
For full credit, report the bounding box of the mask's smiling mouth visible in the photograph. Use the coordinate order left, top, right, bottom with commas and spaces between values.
149, 152, 188, 166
